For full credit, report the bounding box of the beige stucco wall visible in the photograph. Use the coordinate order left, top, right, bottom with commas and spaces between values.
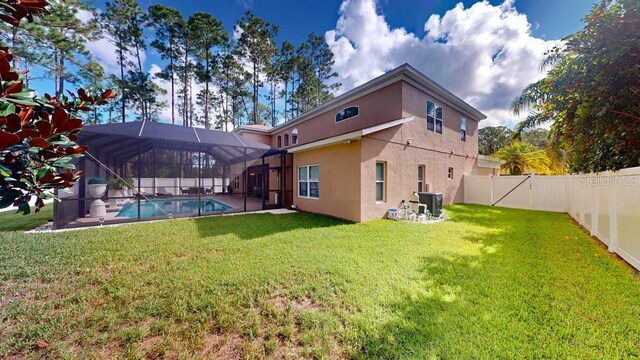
272, 82, 404, 149
476, 167, 498, 176
359, 122, 476, 221
292, 142, 362, 222
237, 131, 271, 146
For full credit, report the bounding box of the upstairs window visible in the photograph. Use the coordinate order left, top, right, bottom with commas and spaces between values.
336, 106, 359, 122
460, 117, 467, 142
284, 133, 289, 147
427, 100, 443, 134
277, 135, 282, 148
292, 128, 298, 145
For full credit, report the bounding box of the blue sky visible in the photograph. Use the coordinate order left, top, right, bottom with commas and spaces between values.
65, 0, 597, 126
127, 0, 592, 45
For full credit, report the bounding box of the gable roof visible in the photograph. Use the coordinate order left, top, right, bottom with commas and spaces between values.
236, 63, 486, 136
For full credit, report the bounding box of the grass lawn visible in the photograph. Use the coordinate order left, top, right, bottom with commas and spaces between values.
1, 205, 640, 359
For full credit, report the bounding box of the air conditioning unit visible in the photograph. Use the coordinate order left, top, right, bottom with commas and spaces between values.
417, 192, 443, 217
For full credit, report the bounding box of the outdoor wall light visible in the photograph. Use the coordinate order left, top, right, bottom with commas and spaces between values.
344, 139, 351, 144
407, 139, 412, 145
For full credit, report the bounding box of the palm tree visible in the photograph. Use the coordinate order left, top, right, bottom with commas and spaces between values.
494, 142, 551, 175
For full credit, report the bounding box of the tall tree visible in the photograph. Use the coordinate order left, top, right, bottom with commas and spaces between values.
478, 126, 513, 155
277, 41, 295, 122
102, 0, 160, 123
216, 49, 250, 131
148, 5, 183, 125
235, 11, 278, 125
101, 0, 133, 122
173, 18, 195, 126
519, 128, 549, 150
6, 0, 99, 98
301, 33, 340, 108
512, 0, 640, 172
189, 12, 227, 129
79, 61, 107, 124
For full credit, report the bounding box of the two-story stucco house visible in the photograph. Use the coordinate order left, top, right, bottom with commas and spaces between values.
234, 63, 486, 222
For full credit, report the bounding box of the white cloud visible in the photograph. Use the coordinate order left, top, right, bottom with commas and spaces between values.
75, 9, 94, 24
325, 0, 562, 128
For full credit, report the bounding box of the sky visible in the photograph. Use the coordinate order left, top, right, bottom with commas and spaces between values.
78, 0, 595, 128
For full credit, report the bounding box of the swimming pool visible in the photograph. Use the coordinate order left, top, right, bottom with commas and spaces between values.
116, 198, 232, 219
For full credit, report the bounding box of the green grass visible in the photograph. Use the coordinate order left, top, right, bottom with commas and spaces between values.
1, 205, 640, 359
0, 206, 52, 232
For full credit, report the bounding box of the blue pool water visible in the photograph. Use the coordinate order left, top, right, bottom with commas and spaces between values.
116, 198, 232, 219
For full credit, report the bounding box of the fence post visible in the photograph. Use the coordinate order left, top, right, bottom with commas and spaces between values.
529, 173, 535, 209
608, 172, 618, 253
591, 177, 599, 237
490, 175, 494, 205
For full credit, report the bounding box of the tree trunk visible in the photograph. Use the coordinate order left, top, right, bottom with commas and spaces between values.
135, 43, 146, 122
284, 79, 288, 122
119, 42, 126, 123
59, 56, 64, 99
169, 40, 175, 125
252, 61, 258, 125
204, 51, 210, 129
11, 26, 19, 69
24, 61, 29, 87
53, 50, 59, 97
183, 47, 189, 126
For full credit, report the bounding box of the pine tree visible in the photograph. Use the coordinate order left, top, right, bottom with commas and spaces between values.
148, 5, 184, 125
277, 41, 295, 122
235, 12, 278, 125
189, 12, 227, 129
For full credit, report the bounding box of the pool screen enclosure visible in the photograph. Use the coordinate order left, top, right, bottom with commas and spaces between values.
53, 121, 291, 229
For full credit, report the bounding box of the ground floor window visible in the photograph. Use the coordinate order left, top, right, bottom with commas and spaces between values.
233, 175, 240, 189
418, 165, 425, 192
298, 165, 319, 198
376, 162, 386, 202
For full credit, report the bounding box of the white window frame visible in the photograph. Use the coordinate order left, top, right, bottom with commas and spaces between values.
427, 100, 443, 135
291, 128, 298, 145
375, 161, 386, 203
335, 106, 359, 123
460, 117, 467, 142
298, 164, 319, 199
418, 165, 425, 192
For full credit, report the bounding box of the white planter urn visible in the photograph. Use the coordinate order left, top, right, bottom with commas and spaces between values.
88, 184, 107, 218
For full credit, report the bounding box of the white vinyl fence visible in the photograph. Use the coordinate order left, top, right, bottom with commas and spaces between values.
464, 167, 640, 270
132, 177, 229, 195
